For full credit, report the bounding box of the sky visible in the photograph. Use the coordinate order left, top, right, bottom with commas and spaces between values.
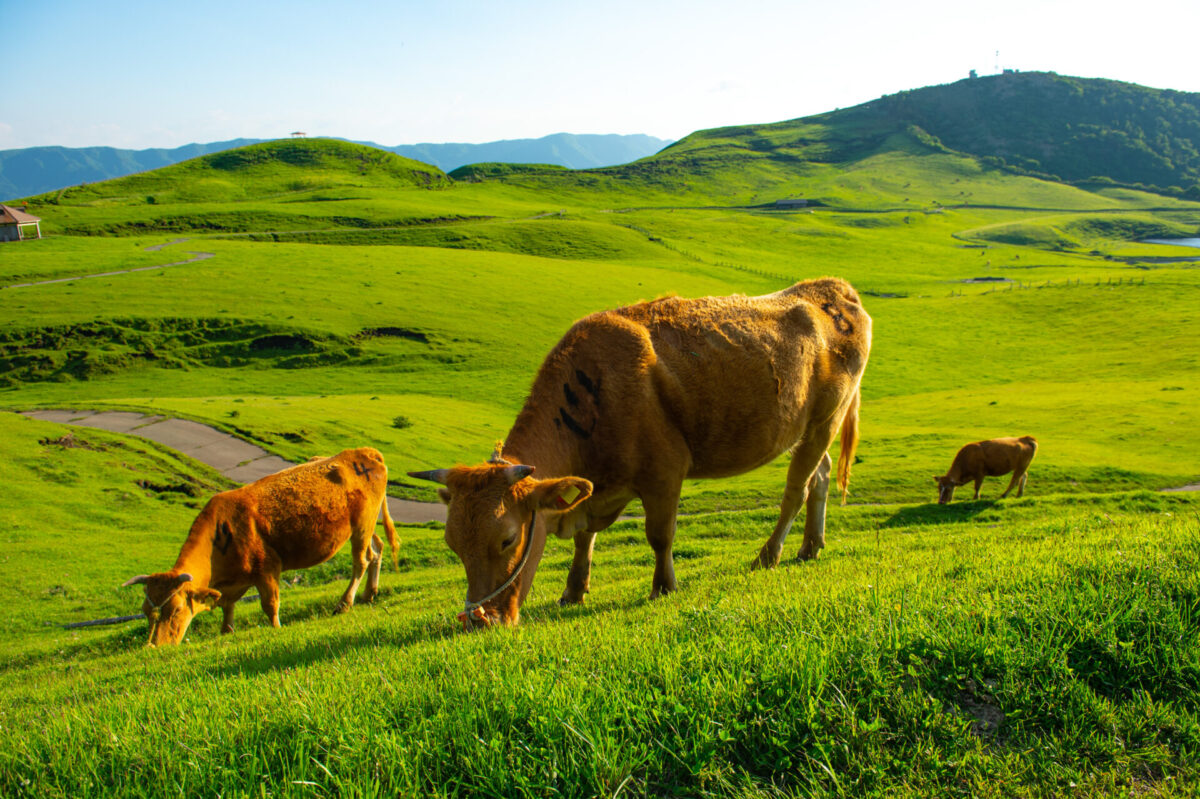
2, 0, 1197, 151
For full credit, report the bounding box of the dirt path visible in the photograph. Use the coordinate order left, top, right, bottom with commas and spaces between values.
20, 409, 446, 524
2, 239, 215, 290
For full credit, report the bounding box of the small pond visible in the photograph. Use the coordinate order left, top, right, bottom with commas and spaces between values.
1143, 238, 1200, 248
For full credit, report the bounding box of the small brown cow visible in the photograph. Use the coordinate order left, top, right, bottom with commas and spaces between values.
124, 447, 398, 646
935, 436, 1038, 504
410, 278, 871, 629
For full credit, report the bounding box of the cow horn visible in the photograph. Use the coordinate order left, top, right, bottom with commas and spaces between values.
503, 464, 535, 484
488, 440, 510, 465
175, 573, 194, 584
122, 575, 149, 587
408, 469, 450, 485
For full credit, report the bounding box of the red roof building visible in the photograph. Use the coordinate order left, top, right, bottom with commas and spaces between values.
0, 204, 41, 242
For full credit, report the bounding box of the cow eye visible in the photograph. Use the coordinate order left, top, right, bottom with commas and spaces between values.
501, 533, 517, 550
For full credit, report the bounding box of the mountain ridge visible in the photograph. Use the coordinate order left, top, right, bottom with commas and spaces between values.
0, 133, 673, 201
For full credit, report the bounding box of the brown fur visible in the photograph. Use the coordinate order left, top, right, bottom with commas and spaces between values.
418, 278, 871, 628
124, 447, 398, 646
935, 436, 1038, 504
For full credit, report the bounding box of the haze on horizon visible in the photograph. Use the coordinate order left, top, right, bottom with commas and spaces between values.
2, 0, 1196, 152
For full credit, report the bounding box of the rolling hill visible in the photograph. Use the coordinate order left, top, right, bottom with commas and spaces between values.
2, 72, 1200, 796
0, 133, 673, 201
643, 71, 1200, 196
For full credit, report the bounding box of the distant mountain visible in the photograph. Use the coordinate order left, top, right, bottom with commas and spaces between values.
0, 133, 673, 201
380, 133, 673, 173
0, 139, 261, 201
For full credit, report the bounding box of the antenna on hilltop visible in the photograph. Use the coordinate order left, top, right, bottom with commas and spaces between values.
994, 50, 1000, 73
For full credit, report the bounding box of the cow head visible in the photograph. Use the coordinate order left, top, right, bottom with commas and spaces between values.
123, 572, 221, 646
410, 463, 591, 629
934, 475, 957, 505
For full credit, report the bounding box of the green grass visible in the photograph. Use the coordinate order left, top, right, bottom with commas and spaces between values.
2, 410, 1199, 796
3, 128, 1200, 796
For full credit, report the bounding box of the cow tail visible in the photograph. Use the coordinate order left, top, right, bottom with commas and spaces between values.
380, 496, 400, 569
837, 387, 861, 505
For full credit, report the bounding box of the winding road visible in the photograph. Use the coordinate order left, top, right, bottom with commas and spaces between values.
20, 408, 447, 524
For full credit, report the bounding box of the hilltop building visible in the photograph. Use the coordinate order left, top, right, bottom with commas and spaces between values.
0, 204, 41, 242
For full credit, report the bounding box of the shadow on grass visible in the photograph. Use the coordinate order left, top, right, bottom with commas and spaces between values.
882, 498, 1002, 528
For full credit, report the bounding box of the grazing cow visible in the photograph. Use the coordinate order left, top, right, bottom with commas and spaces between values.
935, 436, 1038, 504
123, 447, 398, 646
410, 278, 871, 629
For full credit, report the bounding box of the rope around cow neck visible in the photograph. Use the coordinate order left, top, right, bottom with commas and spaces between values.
462, 509, 538, 617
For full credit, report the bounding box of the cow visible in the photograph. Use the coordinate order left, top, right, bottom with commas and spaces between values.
409, 277, 871, 629
935, 436, 1038, 504
123, 447, 398, 646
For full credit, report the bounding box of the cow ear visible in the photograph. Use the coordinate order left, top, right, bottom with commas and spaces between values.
189, 588, 221, 612
437, 488, 451, 505
528, 477, 592, 513
326, 463, 344, 484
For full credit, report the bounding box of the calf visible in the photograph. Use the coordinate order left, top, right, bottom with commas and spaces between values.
935, 436, 1038, 504
124, 447, 398, 645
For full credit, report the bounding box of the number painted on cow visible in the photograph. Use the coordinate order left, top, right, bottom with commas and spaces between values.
353, 461, 373, 479
214, 521, 234, 555
821, 301, 854, 334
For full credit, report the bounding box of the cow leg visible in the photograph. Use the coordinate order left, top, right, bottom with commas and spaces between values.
754, 447, 830, 569
796, 452, 834, 561
642, 483, 682, 599
218, 585, 250, 634
559, 530, 597, 606
361, 534, 384, 604
1001, 467, 1029, 499
337, 528, 374, 613
256, 572, 282, 628
1017, 472, 1028, 497
973, 476, 984, 500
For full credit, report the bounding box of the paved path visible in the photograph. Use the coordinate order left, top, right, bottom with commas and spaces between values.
20, 409, 446, 524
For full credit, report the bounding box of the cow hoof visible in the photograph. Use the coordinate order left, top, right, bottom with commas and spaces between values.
558, 593, 586, 607
334, 602, 352, 615
649, 583, 677, 600
751, 549, 780, 571
796, 548, 821, 562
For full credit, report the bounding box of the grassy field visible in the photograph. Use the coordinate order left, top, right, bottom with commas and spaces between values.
2, 412, 1199, 796
2, 132, 1200, 796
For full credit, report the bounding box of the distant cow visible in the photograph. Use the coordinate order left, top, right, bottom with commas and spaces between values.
410, 278, 871, 629
124, 447, 398, 646
935, 436, 1038, 504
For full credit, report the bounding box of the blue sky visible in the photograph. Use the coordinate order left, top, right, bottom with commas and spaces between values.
2, 0, 1196, 150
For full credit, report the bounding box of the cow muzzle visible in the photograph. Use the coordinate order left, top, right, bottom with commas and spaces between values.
457, 605, 496, 631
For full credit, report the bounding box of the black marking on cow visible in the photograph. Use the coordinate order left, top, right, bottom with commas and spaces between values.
821, 301, 853, 334
563, 383, 579, 407
559, 408, 592, 439
214, 521, 234, 555
353, 461, 373, 479
575, 369, 600, 400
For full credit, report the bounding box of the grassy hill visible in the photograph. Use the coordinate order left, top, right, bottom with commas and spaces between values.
641, 71, 1200, 198
3, 77, 1200, 795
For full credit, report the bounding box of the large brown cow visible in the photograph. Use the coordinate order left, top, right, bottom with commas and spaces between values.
410, 278, 871, 629
124, 447, 398, 646
935, 436, 1038, 504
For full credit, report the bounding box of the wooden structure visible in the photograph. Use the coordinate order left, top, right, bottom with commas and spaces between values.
0, 204, 41, 242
